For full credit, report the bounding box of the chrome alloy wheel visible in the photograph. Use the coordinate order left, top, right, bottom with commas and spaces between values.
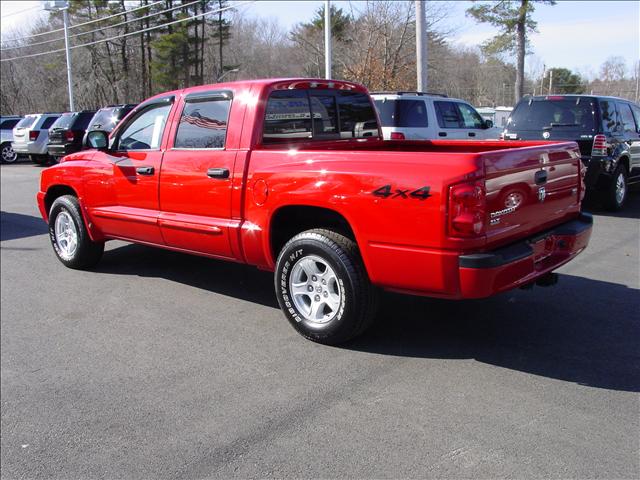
504, 191, 524, 209
615, 172, 626, 205
54, 211, 78, 260
1, 144, 17, 163
289, 255, 342, 324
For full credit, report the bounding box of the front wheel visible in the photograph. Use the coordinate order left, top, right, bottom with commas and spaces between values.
0, 142, 17, 163
275, 229, 379, 345
602, 164, 627, 211
48, 195, 104, 269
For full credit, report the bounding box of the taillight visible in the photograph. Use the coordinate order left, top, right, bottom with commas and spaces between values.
592, 134, 608, 156
29, 130, 39, 141
448, 181, 486, 238
65, 130, 75, 141
390, 132, 405, 140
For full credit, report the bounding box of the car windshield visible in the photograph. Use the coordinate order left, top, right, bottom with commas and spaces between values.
16, 116, 37, 128
374, 99, 428, 127
50, 113, 76, 130
508, 98, 596, 132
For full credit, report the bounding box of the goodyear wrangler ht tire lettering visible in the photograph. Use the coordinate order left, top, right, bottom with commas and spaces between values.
275, 229, 379, 345
49, 195, 104, 269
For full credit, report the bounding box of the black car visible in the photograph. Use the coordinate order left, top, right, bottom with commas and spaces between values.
83, 104, 137, 143
47, 110, 97, 162
503, 95, 640, 210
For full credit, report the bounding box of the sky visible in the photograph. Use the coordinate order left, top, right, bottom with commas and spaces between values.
1, 0, 639, 77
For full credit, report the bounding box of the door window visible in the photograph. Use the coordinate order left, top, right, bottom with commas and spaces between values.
617, 102, 637, 134
117, 104, 171, 150
457, 103, 485, 129
174, 97, 231, 149
434, 101, 462, 128
630, 104, 640, 132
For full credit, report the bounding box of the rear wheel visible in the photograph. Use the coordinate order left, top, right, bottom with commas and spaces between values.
0, 142, 17, 163
275, 229, 379, 345
48, 195, 104, 269
602, 164, 627, 211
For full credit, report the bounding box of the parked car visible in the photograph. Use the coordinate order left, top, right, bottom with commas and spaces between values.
503, 95, 640, 210
371, 91, 497, 140
12, 113, 61, 164
83, 104, 136, 144
0, 115, 23, 163
38, 78, 592, 345
47, 110, 97, 162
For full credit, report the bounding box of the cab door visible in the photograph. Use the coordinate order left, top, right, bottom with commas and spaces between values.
158, 90, 238, 260
88, 98, 174, 244
433, 100, 467, 139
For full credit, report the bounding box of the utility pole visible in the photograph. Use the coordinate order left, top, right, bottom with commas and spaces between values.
324, 0, 332, 79
548, 69, 553, 95
45, 1, 74, 111
415, 0, 427, 91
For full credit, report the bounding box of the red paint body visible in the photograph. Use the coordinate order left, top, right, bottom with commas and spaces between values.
37, 79, 592, 299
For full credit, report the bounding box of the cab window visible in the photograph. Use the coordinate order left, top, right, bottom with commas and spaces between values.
117, 104, 171, 151
174, 96, 231, 149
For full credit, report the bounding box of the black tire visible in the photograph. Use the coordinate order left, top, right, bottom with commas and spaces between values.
0, 142, 17, 163
602, 164, 627, 211
48, 195, 104, 269
275, 229, 379, 345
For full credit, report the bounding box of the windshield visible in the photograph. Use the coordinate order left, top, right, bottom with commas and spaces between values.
508, 98, 596, 132
374, 99, 428, 127
50, 113, 76, 130
16, 116, 37, 128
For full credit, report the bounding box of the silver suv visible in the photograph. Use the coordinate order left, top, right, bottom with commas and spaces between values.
0, 115, 22, 163
371, 92, 498, 140
12, 113, 61, 164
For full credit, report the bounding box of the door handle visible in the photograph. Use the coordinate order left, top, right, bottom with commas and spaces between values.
535, 170, 548, 185
136, 166, 154, 175
438, 132, 447, 137
468, 132, 476, 137
207, 167, 230, 179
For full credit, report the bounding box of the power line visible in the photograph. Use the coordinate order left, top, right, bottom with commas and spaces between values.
0, 4, 42, 19
1, 0, 163, 42
1, 0, 202, 52
0, 1, 251, 63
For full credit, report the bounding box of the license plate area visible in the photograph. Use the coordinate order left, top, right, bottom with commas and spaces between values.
530, 235, 555, 264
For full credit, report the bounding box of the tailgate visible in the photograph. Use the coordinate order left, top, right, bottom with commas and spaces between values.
48, 128, 66, 144
13, 128, 27, 143
482, 142, 582, 247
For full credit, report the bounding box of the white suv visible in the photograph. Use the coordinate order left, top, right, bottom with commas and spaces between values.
12, 113, 61, 164
371, 92, 498, 140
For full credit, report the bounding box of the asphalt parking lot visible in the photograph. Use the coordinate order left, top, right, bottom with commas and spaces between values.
1, 162, 639, 479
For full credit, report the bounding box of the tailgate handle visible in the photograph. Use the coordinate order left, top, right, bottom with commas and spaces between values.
438, 132, 447, 137
207, 167, 229, 179
535, 170, 548, 185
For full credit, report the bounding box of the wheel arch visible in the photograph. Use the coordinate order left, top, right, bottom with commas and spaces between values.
45, 184, 103, 242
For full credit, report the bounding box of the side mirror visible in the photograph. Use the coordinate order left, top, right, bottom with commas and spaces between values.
484, 119, 494, 129
86, 130, 109, 150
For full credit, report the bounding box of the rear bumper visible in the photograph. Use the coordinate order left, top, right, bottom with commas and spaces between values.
458, 213, 592, 298
12, 141, 45, 155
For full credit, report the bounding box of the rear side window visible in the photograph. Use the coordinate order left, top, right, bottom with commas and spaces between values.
457, 103, 485, 129
599, 100, 618, 133
617, 102, 637, 133
263, 89, 378, 143
0, 119, 20, 130
75, 111, 96, 130
374, 99, 428, 128
631, 104, 640, 132
16, 116, 37, 128
40, 116, 59, 129
508, 98, 596, 132
435, 101, 462, 128
174, 96, 231, 149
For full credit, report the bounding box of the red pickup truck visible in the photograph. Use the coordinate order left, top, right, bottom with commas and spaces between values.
38, 78, 592, 344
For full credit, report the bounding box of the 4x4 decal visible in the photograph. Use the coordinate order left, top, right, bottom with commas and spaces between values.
372, 185, 432, 200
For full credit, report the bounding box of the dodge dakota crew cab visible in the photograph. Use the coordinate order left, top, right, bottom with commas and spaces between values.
38, 78, 593, 344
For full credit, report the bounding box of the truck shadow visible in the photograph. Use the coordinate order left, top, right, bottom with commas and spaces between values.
0, 211, 48, 242
97, 244, 639, 392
